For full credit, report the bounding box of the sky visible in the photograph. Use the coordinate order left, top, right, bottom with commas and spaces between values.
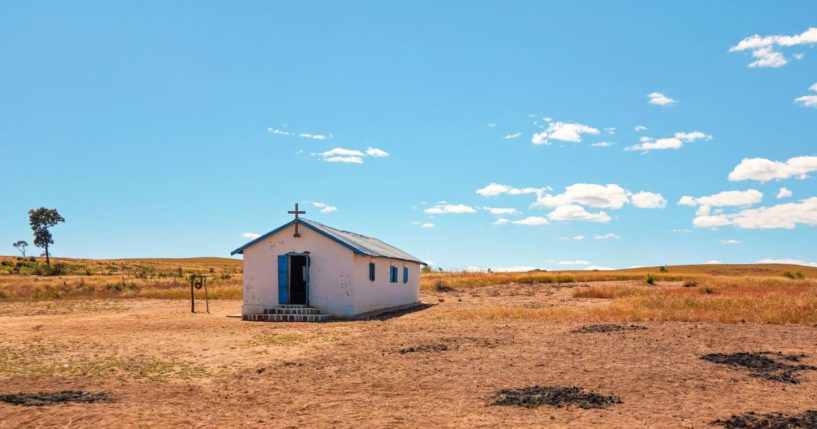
1, 1, 817, 271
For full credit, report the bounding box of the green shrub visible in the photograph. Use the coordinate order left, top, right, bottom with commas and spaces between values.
659, 265, 668, 273
645, 274, 656, 285
783, 271, 805, 280
701, 287, 715, 294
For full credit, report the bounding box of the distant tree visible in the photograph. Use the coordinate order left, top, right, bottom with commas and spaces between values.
12, 240, 28, 257
28, 208, 65, 266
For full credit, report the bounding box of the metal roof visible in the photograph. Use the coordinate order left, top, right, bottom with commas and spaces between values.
230, 218, 425, 264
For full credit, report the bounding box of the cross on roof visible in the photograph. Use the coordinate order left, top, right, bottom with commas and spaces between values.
288, 203, 306, 237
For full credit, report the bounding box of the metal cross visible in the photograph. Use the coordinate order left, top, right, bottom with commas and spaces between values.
288, 203, 306, 237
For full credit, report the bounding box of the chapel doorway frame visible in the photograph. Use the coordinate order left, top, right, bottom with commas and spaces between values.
277, 252, 310, 305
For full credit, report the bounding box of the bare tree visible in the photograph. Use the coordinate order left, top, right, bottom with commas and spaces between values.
12, 240, 28, 257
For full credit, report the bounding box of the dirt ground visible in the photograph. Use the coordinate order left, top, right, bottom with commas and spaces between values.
1, 282, 816, 428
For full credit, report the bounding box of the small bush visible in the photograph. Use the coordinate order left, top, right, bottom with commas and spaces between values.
783, 271, 805, 280
434, 280, 455, 292
701, 287, 715, 294
645, 274, 655, 285
682, 280, 699, 288
659, 265, 668, 273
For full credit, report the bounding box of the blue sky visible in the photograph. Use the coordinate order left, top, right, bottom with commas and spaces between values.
2, 1, 817, 270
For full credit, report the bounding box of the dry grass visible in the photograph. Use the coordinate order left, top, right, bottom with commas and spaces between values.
451, 277, 817, 324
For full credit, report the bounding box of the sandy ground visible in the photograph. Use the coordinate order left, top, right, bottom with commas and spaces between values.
1, 282, 816, 428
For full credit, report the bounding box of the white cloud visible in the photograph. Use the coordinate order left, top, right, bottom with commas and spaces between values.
678, 196, 697, 206
311, 201, 338, 213
533, 184, 630, 209
625, 131, 712, 153
511, 216, 550, 226
242, 232, 261, 239
634, 125, 648, 132
795, 95, 817, 107
584, 265, 613, 271
594, 233, 621, 240
315, 147, 389, 164
693, 197, 817, 229
728, 156, 817, 182
672, 228, 692, 233
811, 83, 817, 92
558, 260, 590, 266
268, 127, 330, 140
777, 187, 793, 199
686, 189, 764, 207
483, 207, 520, 215
705, 260, 722, 265
502, 132, 522, 140
590, 142, 614, 148
487, 122, 496, 128
424, 203, 477, 215
365, 147, 389, 157
730, 27, 817, 68
531, 121, 600, 145
420, 223, 435, 229
648, 92, 676, 106
560, 235, 585, 240
604, 127, 616, 135
631, 191, 667, 209
757, 258, 817, 267
547, 205, 611, 223
494, 218, 510, 225
721, 239, 741, 245
476, 183, 547, 197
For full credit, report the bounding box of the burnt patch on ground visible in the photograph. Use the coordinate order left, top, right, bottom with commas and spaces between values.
490, 386, 620, 409
702, 352, 816, 384
397, 336, 504, 354
0, 391, 113, 407
713, 410, 817, 428
572, 324, 647, 334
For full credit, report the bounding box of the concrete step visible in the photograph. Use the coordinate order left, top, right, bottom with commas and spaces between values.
263, 307, 321, 315
243, 313, 331, 323
270, 304, 309, 309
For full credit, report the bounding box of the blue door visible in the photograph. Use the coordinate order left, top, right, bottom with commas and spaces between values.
277, 255, 289, 304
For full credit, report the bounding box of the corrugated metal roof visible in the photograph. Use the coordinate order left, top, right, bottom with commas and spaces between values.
230, 218, 425, 264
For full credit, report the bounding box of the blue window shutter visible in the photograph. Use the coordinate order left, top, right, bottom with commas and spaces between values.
369, 262, 375, 281
403, 267, 408, 283
390, 266, 397, 283
277, 255, 289, 304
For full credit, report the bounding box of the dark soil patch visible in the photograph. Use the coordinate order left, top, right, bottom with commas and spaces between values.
490, 385, 620, 409
701, 352, 816, 384
572, 324, 647, 334
399, 343, 449, 354
398, 336, 503, 354
0, 391, 113, 407
713, 410, 817, 428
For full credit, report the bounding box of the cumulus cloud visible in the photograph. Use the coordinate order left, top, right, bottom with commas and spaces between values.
728, 156, 817, 182
560, 235, 585, 240
777, 187, 793, 199
730, 27, 817, 68
494, 218, 510, 225
314, 147, 389, 164
476, 183, 548, 197
242, 232, 261, 239
590, 142, 614, 148
681, 189, 764, 207
634, 125, 648, 132
483, 207, 520, 215
511, 216, 550, 226
533, 184, 631, 209
625, 131, 712, 153
693, 197, 817, 229
531, 121, 600, 145
547, 205, 611, 223
311, 201, 337, 213
721, 239, 741, 245
424, 203, 477, 215
594, 233, 621, 240
631, 191, 667, 209
647, 92, 676, 106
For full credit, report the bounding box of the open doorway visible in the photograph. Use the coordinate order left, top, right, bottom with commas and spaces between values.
289, 254, 308, 305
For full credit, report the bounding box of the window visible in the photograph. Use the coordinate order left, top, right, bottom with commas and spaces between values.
403, 266, 408, 284
369, 262, 376, 282
389, 266, 398, 283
